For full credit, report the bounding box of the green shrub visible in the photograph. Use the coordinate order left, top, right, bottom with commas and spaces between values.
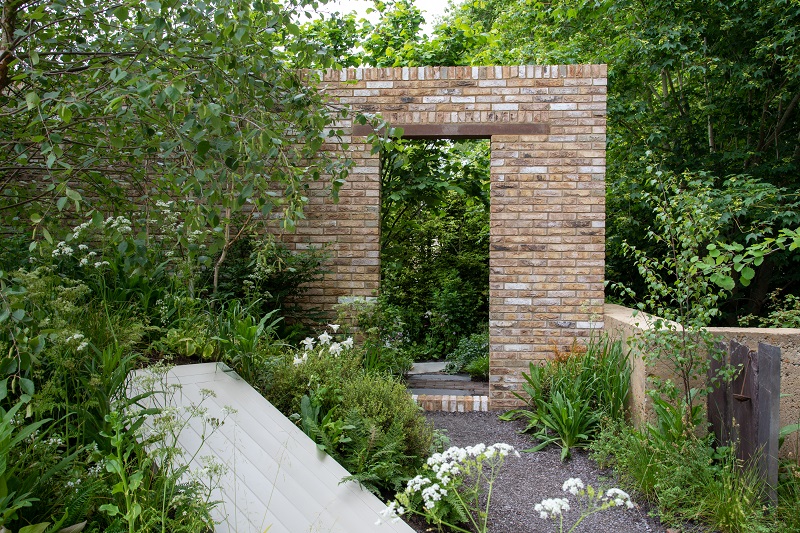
591, 422, 774, 533
501, 335, 630, 460
464, 354, 489, 380
262, 329, 433, 496
339, 373, 432, 460
444, 330, 489, 378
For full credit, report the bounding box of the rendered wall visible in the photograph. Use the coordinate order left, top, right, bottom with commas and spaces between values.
605, 303, 800, 459
286, 65, 608, 409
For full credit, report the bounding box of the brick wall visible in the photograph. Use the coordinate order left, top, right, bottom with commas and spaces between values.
287, 65, 607, 409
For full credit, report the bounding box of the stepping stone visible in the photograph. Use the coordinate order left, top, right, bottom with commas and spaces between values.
407, 361, 448, 374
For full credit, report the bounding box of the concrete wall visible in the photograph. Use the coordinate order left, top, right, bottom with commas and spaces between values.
285, 65, 608, 409
605, 303, 800, 458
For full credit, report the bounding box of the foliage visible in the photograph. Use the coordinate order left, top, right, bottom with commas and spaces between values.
204, 235, 330, 329
501, 336, 630, 460
262, 326, 433, 496
464, 355, 489, 381
380, 139, 490, 360
444, 330, 489, 377
612, 171, 737, 430
380, 443, 519, 533
591, 422, 775, 532
1, 0, 354, 295
334, 298, 413, 376
739, 289, 800, 328
435, 0, 800, 323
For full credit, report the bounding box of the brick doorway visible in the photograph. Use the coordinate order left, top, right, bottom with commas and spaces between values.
286, 65, 607, 408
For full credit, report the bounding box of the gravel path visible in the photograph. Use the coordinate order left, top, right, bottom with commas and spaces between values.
404, 411, 667, 533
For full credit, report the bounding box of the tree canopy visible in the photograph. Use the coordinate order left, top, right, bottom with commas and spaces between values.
1, 0, 354, 290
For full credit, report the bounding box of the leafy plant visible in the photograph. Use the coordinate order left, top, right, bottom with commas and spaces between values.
501, 336, 630, 460
381, 443, 518, 533
524, 392, 601, 462
212, 300, 282, 384
445, 330, 489, 378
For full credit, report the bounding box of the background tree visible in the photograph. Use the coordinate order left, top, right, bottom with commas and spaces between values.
433, 0, 800, 323
0, 0, 352, 293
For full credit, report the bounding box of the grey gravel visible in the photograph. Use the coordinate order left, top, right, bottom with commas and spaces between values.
404, 411, 667, 533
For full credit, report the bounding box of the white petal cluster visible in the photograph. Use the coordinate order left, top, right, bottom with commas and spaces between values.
421, 483, 447, 509
375, 500, 405, 525
406, 475, 430, 493
317, 331, 332, 345
535, 497, 570, 519
301, 337, 315, 350
52, 241, 74, 257
604, 488, 634, 508
562, 477, 585, 495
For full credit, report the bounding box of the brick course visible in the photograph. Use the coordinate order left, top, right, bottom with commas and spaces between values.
288, 65, 607, 409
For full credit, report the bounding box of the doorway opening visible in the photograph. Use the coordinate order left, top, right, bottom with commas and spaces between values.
380, 138, 490, 391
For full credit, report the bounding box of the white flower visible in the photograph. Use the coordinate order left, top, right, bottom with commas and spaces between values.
66, 333, 85, 343
78, 244, 89, 251
301, 337, 315, 350
76, 342, 88, 352
317, 332, 332, 345
52, 241, 74, 257
329, 342, 342, 356
293, 353, 307, 366
421, 483, 447, 509
376, 501, 405, 525
327, 323, 340, 332
341, 337, 354, 349
406, 475, 430, 493
562, 477, 584, 495
605, 488, 634, 508
535, 497, 570, 519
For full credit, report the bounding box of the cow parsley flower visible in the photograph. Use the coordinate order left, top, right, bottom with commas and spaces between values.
375, 501, 405, 525
562, 477, 584, 495
535, 497, 570, 519
604, 488, 634, 508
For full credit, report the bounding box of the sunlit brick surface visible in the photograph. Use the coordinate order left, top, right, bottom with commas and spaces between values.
288, 66, 607, 409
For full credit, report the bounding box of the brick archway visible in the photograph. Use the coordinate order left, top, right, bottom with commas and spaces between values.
286, 65, 607, 408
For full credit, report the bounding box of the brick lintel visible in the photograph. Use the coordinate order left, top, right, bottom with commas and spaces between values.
352, 123, 549, 139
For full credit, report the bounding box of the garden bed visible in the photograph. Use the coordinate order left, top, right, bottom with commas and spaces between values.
405, 411, 667, 533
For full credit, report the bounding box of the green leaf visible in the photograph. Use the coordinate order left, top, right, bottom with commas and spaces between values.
56, 196, 68, 211
25, 92, 40, 110
99, 503, 120, 516
164, 86, 181, 103
19, 377, 35, 396
19, 523, 49, 533
740, 266, 755, 281
110, 68, 128, 83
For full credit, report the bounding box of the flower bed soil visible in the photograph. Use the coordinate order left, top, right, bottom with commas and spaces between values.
402, 411, 667, 533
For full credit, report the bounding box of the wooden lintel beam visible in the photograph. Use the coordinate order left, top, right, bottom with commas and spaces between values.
351, 123, 549, 139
